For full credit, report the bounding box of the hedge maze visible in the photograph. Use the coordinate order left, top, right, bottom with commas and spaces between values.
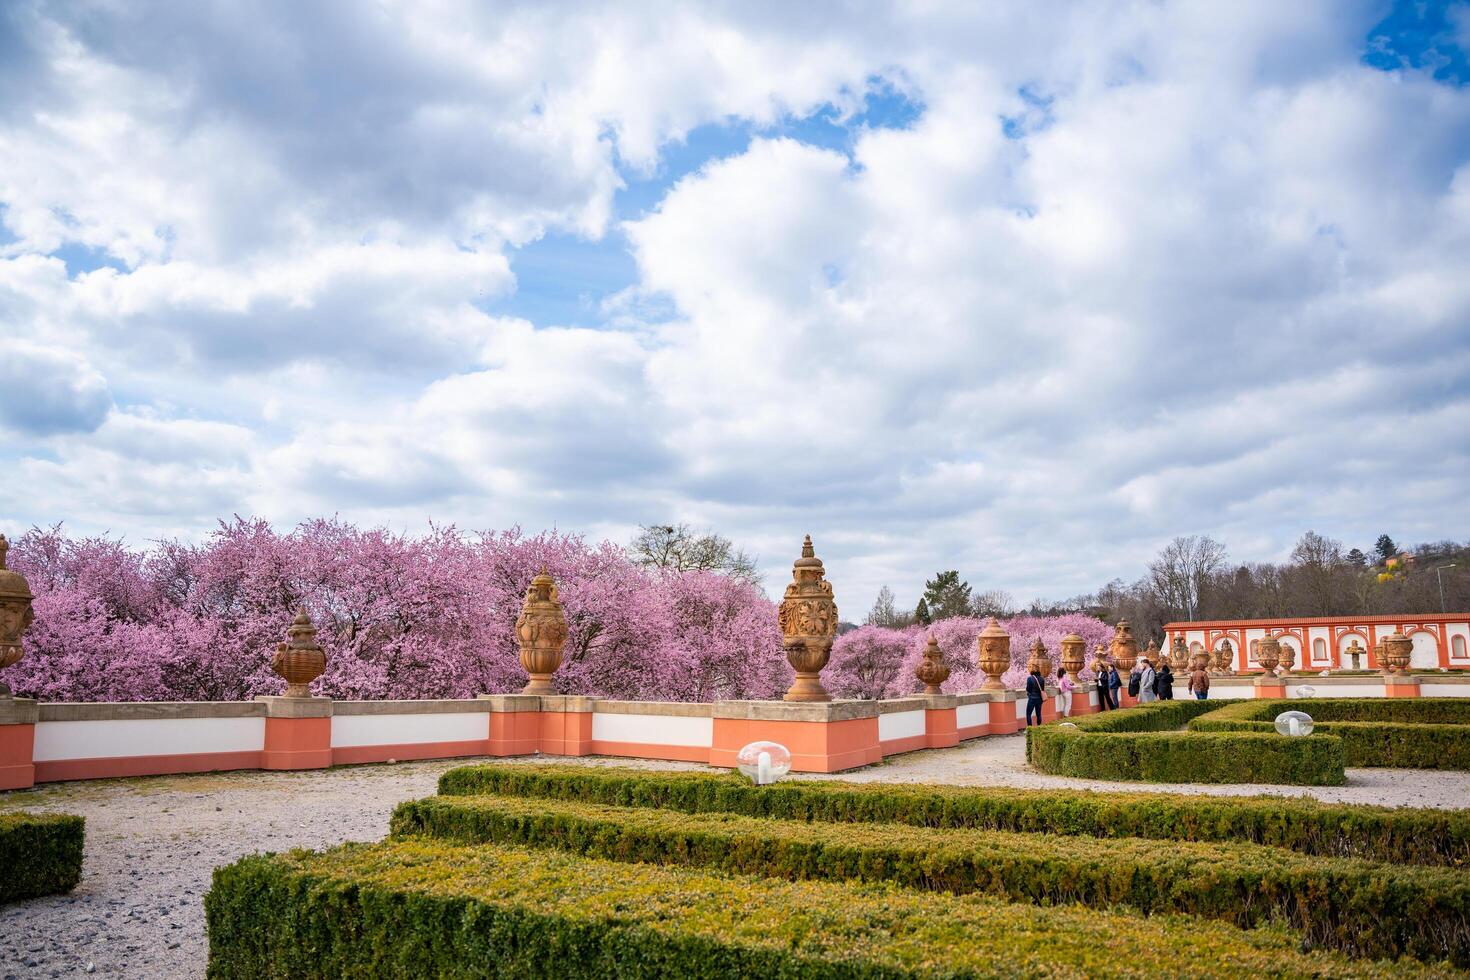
207, 761, 1470, 977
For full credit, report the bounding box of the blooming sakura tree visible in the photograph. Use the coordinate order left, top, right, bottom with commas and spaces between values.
826, 625, 921, 699
1, 520, 786, 702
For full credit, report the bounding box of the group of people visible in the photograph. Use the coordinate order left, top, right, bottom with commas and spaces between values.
1022, 654, 1212, 726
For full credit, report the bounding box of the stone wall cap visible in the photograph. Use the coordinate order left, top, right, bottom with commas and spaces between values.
592, 700, 714, 717
953, 692, 994, 705
917, 694, 958, 709
333, 699, 489, 716
712, 699, 879, 722
40, 701, 265, 721
876, 697, 930, 714
535, 694, 596, 712
0, 697, 39, 725
256, 695, 333, 718
476, 694, 543, 711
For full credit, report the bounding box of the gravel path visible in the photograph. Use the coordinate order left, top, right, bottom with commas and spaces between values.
3, 740, 1467, 978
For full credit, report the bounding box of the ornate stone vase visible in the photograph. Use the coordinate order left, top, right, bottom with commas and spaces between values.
1109, 621, 1139, 673
1189, 648, 1210, 672
271, 609, 326, 698
915, 635, 950, 695
778, 536, 838, 702
976, 618, 1011, 691
1089, 644, 1108, 676
0, 535, 35, 698
1279, 641, 1297, 674
517, 571, 569, 695
1026, 637, 1053, 680
1382, 632, 1413, 675
1170, 636, 1189, 672
1213, 639, 1235, 676
1256, 634, 1281, 674
1060, 633, 1085, 678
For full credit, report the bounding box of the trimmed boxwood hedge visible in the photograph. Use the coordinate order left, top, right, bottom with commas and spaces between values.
205, 839, 1452, 979
0, 811, 85, 903
437, 763, 1470, 865
1189, 699, 1470, 770
1025, 699, 1348, 785
390, 793, 1470, 964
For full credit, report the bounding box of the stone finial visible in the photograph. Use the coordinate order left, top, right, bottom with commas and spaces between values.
1213, 638, 1235, 676
1109, 621, 1139, 672
1027, 637, 1053, 679
976, 617, 1010, 691
915, 634, 950, 695
778, 535, 838, 702
517, 570, 569, 695
271, 608, 327, 698
1060, 633, 1086, 677
0, 534, 36, 698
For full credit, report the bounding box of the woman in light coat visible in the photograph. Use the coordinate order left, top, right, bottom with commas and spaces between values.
1137, 658, 1157, 704
1056, 667, 1076, 717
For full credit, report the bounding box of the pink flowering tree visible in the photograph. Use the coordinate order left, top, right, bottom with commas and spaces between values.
826, 625, 921, 699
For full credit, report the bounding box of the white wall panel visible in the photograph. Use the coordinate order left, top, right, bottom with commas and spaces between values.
331, 713, 485, 748
591, 713, 712, 747
878, 710, 925, 742
956, 703, 988, 729
34, 717, 264, 761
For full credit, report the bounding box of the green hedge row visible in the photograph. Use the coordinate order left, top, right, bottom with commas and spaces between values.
1063, 697, 1225, 731
1261, 698, 1470, 724
390, 793, 1470, 964
0, 811, 85, 904
205, 839, 1443, 979
436, 763, 1470, 865
1026, 724, 1347, 785
1188, 701, 1470, 770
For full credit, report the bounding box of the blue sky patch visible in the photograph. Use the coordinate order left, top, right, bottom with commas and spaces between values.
1363, 0, 1469, 85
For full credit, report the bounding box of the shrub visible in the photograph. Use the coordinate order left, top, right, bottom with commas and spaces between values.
0, 811, 84, 903
1189, 699, 1470, 770
436, 763, 1470, 866
205, 839, 1439, 978
390, 793, 1470, 964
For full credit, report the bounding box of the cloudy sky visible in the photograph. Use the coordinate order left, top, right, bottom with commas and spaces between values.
2, 1, 1468, 611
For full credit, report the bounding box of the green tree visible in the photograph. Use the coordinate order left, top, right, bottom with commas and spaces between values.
914, 597, 932, 626
1345, 548, 1367, 567
1375, 534, 1398, 565
922, 570, 973, 620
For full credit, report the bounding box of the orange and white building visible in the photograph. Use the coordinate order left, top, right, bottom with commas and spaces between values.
1164, 613, 1470, 672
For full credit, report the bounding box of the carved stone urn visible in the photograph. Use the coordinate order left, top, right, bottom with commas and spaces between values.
1382, 631, 1413, 675
1027, 637, 1053, 680
1256, 634, 1281, 674
271, 609, 326, 698
1109, 621, 1139, 673
517, 571, 569, 695
1213, 639, 1235, 676
1279, 641, 1297, 674
778, 536, 838, 702
1189, 646, 1210, 672
976, 618, 1010, 691
0, 535, 35, 698
1089, 644, 1108, 676
915, 635, 950, 695
1060, 633, 1085, 678
1170, 635, 1189, 672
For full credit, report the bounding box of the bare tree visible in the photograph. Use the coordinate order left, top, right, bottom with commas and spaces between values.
1147, 535, 1227, 621
864, 585, 914, 627
971, 589, 1015, 618
628, 524, 760, 587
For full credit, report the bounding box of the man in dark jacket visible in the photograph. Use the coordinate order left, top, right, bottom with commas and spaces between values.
1107, 665, 1123, 707
1025, 668, 1046, 726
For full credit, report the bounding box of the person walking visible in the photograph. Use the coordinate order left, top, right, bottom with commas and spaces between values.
1188, 664, 1211, 700
1056, 667, 1076, 718
1157, 663, 1175, 701
1137, 658, 1157, 704
1106, 664, 1123, 710
1025, 667, 1046, 727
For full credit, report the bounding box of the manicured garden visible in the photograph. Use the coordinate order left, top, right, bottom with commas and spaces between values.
206, 762, 1470, 976
0, 811, 84, 904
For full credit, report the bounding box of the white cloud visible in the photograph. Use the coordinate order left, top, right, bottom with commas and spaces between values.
1, 1, 1467, 609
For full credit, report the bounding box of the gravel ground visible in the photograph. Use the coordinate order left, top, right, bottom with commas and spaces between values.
3, 737, 1468, 978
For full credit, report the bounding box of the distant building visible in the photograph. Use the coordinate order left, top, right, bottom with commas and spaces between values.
1163, 613, 1470, 672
